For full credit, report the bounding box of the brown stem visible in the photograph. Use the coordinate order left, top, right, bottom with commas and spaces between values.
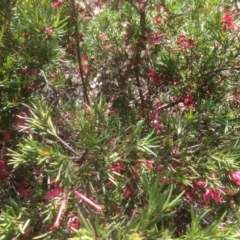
203, 66, 240, 76
133, 8, 146, 108
134, 62, 145, 106
71, 0, 90, 105
54, 134, 82, 158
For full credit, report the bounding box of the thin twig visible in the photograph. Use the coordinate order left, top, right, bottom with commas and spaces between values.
202, 67, 240, 76
133, 7, 146, 108
54, 134, 82, 158
71, 0, 90, 105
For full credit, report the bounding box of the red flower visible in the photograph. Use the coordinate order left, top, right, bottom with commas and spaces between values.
177, 34, 195, 50
184, 191, 194, 201
147, 69, 161, 83
124, 187, 135, 200
0, 159, 9, 185
68, 214, 80, 230
45, 187, 63, 200
177, 34, 187, 44
155, 99, 162, 108
187, 39, 195, 48
147, 69, 156, 78
147, 31, 163, 45
230, 171, 240, 185
3, 132, 9, 141
34, 169, 42, 176
27, 83, 37, 89
49, 194, 68, 231
18, 185, 32, 199
221, 12, 234, 32
108, 162, 126, 172
137, 159, 155, 169
113, 205, 121, 213
74, 191, 102, 212
204, 189, 221, 205
21, 68, 27, 76
30, 69, 37, 76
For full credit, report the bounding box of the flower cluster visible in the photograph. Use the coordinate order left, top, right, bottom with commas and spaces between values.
177, 34, 195, 51
221, 12, 234, 32
44, 187, 102, 231
108, 159, 155, 200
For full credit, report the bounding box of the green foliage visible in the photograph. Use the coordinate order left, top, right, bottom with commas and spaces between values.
1, 0, 240, 239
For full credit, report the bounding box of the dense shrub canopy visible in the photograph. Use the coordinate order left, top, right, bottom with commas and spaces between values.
1, 0, 240, 239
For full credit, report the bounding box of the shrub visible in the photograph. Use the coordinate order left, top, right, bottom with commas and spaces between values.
1, 0, 240, 239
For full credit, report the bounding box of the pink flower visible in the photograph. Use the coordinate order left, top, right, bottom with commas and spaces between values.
81, 55, 88, 62
139, 1, 146, 9
74, 191, 102, 212
147, 31, 163, 45
27, 83, 37, 89
204, 189, 221, 205
147, 69, 156, 78
45, 27, 53, 36
100, 33, 107, 41
153, 119, 163, 129
137, 159, 155, 169
155, 99, 162, 108
49, 194, 68, 231
211, 173, 217, 178
50, 73, 56, 79
221, 12, 234, 31
177, 34, 195, 50
52, 0, 62, 9
45, 187, 63, 200
68, 214, 80, 230
195, 181, 207, 187
177, 34, 187, 44
108, 162, 126, 172
230, 171, 240, 185
152, 16, 166, 24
